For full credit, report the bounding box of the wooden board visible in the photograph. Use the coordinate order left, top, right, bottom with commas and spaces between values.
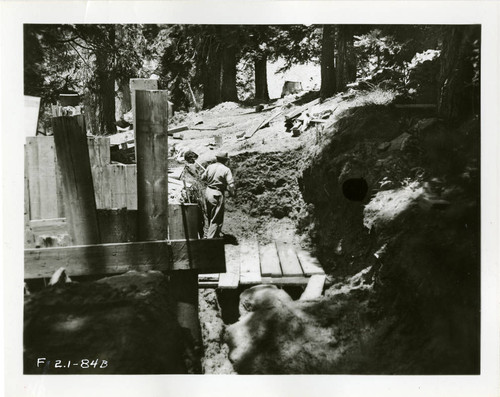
168, 204, 200, 239
26, 138, 41, 220
24, 95, 41, 137
239, 240, 262, 284
296, 249, 325, 276
24, 238, 226, 279
189, 126, 217, 131
168, 125, 188, 134
54, 146, 66, 218
259, 243, 282, 277
218, 244, 240, 289
36, 137, 66, 218
243, 110, 282, 139
97, 209, 137, 243
109, 164, 127, 208
130, 79, 159, 157
275, 241, 304, 277
260, 276, 310, 286
87, 136, 111, 167
299, 274, 326, 300
52, 115, 100, 246
198, 273, 220, 288
29, 218, 68, 235
124, 164, 137, 210
91, 165, 104, 209
24, 144, 31, 224
101, 165, 113, 209
284, 98, 320, 120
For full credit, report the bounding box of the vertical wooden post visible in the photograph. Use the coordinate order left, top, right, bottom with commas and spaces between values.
25, 137, 41, 220
130, 78, 158, 160
52, 115, 100, 245
136, 90, 169, 240
135, 90, 202, 372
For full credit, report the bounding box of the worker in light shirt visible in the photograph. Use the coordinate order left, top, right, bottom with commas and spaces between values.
201, 152, 235, 239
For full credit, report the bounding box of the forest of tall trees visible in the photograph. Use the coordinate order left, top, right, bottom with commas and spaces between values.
24, 24, 480, 135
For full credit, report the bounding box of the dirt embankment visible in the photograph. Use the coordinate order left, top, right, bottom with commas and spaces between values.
222, 150, 310, 246
295, 104, 480, 373
221, 96, 480, 374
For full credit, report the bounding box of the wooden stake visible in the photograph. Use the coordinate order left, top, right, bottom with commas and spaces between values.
52, 115, 100, 245
135, 90, 202, 371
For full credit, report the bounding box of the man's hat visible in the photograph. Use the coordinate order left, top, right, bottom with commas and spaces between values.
216, 152, 229, 161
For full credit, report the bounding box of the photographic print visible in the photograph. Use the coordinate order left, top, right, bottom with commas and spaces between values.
2, 2, 499, 397
22, 22, 481, 376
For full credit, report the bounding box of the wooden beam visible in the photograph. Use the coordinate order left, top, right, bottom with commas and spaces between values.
239, 240, 262, 284
168, 125, 189, 134
130, 78, 158, 159
259, 243, 282, 277
260, 276, 310, 286
52, 115, 100, 245
124, 164, 137, 210
284, 98, 320, 120
25, 138, 41, 220
218, 244, 240, 289
168, 204, 200, 240
97, 209, 137, 243
275, 240, 304, 277
135, 89, 201, 370
136, 90, 169, 241
243, 110, 282, 139
296, 249, 325, 276
24, 238, 226, 279
36, 137, 59, 219
299, 274, 326, 300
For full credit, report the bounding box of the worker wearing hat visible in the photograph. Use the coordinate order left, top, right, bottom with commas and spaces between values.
201, 152, 235, 238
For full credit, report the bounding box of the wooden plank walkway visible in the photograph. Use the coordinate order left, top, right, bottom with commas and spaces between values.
198, 239, 325, 288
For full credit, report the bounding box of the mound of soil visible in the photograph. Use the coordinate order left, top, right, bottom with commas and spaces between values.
24, 271, 198, 374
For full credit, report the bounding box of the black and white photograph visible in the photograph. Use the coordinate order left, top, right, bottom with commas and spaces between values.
2, 1, 500, 397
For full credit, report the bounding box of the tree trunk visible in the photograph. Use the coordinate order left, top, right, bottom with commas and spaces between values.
94, 26, 116, 135
118, 78, 132, 116
438, 26, 480, 125
254, 55, 269, 102
321, 25, 336, 101
203, 39, 222, 109
335, 25, 356, 92
221, 44, 239, 102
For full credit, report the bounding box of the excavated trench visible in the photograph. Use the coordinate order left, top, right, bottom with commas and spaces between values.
203, 104, 480, 374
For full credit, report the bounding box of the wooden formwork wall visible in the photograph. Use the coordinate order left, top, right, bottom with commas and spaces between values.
25, 136, 138, 222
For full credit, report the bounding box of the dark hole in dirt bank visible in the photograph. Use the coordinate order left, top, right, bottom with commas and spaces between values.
342, 178, 368, 201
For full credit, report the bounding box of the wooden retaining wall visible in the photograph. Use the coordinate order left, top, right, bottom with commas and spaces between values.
25, 135, 138, 222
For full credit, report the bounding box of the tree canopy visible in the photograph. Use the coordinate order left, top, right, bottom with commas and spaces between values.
24, 24, 480, 134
